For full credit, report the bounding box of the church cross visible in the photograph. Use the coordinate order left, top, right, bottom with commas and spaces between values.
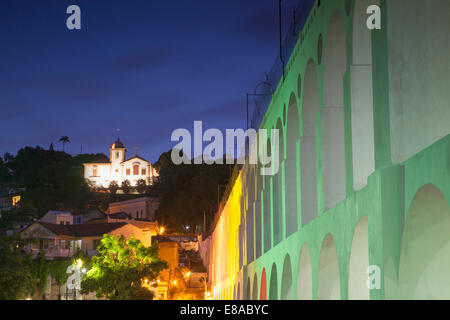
134, 146, 138, 155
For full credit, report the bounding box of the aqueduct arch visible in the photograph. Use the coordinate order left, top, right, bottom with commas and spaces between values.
318, 233, 340, 300
300, 59, 319, 226
281, 254, 293, 300
297, 243, 313, 300
348, 216, 370, 300
396, 184, 450, 299
273, 119, 284, 245
285, 93, 300, 236
321, 10, 347, 211
269, 263, 278, 300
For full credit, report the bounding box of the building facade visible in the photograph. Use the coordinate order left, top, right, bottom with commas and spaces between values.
83, 138, 158, 188
108, 197, 159, 221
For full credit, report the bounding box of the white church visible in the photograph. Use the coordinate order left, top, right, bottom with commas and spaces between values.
83, 138, 158, 188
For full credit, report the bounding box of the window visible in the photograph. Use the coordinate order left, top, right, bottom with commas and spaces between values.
141, 168, 146, 175
93, 166, 98, 177
116, 152, 120, 159
133, 164, 139, 175
60, 221, 65, 225
126, 168, 130, 175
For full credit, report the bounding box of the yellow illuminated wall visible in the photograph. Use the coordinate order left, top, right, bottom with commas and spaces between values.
210, 172, 242, 300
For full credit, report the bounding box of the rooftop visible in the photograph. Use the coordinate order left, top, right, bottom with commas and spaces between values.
111, 138, 126, 149
28, 222, 128, 237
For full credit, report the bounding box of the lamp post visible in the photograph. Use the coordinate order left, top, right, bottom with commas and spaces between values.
246, 77, 274, 131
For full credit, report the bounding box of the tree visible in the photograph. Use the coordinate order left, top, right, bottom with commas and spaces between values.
121, 179, 131, 194
49, 143, 54, 152
108, 181, 119, 195
59, 136, 70, 152
80, 235, 167, 300
3, 152, 14, 163
135, 179, 147, 194
153, 149, 235, 232
0, 235, 35, 299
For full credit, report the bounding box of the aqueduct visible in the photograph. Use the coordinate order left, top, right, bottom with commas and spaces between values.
199, 0, 450, 300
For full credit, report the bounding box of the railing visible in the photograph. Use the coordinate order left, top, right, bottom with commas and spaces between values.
249, 0, 317, 130
28, 246, 77, 258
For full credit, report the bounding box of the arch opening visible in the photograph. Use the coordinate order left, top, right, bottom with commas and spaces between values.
255, 163, 262, 258
246, 165, 255, 263
301, 60, 319, 226
273, 120, 284, 245
318, 234, 340, 300
321, 11, 347, 211
263, 138, 272, 253
396, 184, 450, 299
252, 274, 258, 300
348, 216, 370, 300
269, 263, 278, 300
260, 268, 267, 300
285, 93, 300, 236
281, 254, 293, 300
237, 282, 241, 300
297, 243, 313, 300
351, 0, 375, 191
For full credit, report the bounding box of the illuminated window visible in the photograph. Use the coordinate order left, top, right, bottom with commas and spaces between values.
115, 169, 118, 173
133, 164, 139, 175
12, 196, 20, 207
93, 166, 98, 176
141, 169, 146, 175
126, 168, 130, 175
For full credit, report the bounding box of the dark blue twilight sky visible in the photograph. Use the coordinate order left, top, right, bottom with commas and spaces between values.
0, 0, 298, 163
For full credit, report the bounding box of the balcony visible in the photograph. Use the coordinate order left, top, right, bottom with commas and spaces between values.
28, 246, 77, 259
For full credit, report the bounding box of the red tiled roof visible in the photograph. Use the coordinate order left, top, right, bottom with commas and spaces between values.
37, 222, 128, 237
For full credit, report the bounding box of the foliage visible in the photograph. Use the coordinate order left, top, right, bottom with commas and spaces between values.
121, 179, 132, 194
0, 146, 110, 216
59, 136, 70, 152
48, 258, 72, 286
31, 252, 49, 296
0, 205, 38, 233
30, 250, 85, 298
151, 149, 235, 232
80, 234, 167, 300
108, 181, 119, 195
0, 235, 35, 299
135, 179, 147, 194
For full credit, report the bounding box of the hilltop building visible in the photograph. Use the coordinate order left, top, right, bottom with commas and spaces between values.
83, 138, 157, 188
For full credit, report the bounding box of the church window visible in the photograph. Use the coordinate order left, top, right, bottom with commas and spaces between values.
115, 169, 118, 173
126, 168, 130, 175
116, 152, 120, 159
133, 164, 139, 175
93, 166, 98, 177
141, 169, 146, 175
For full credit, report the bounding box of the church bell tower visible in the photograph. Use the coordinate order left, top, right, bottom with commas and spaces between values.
110, 137, 126, 182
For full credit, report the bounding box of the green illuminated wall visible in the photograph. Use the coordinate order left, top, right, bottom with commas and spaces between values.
203, 0, 450, 300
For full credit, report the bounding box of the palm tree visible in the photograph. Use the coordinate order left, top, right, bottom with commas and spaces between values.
59, 136, 70, 152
